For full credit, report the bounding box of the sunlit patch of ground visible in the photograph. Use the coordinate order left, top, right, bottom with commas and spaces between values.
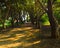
0, 34, 26, 42
23, 40, 41, 47
0, 26, 40, 48
0, 25, 60, 48
0, 42, 23, 48
10, 27, 32, 31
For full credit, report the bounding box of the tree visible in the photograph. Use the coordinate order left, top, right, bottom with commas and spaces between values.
47, 0, 59, 38
36, 0, 59, 38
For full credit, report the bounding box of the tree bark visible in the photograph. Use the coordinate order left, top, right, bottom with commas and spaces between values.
47, 0, 59, 38
29, 13, 35, 25
35, 16, 40, 28
19, 11, 23, 23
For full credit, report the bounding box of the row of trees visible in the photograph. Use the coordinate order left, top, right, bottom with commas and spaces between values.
33, 0, 60, 38
0, 0, 60, 38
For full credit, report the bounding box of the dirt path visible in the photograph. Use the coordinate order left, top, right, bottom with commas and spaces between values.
0, 25, 60, 48
0, 27, 40, 48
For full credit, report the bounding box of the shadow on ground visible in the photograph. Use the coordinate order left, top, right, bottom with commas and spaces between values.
0, 25, 60, 48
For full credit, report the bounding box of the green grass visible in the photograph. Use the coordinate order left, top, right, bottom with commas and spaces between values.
43, 21, 50, 25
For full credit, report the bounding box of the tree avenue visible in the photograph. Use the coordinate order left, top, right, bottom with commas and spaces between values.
0, 0, 60, 39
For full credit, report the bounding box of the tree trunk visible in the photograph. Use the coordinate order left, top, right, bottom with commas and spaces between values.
29, 14, 35, 25
16, 19, 19, 26
35, 16, 40, 29
10, 12, 14, 28
19, 11, 23, 23
47, 0, 59, 38
2, 21, 5, 29
11, 18, 14, 28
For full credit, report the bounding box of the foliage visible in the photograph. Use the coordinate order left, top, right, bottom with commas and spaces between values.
41, 14, 50, 25
0, 0, 60, 28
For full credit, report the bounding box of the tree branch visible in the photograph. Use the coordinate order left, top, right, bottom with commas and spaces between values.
36, 0, 48, 12
39, 12, 46, 18
52, 0, 57, 4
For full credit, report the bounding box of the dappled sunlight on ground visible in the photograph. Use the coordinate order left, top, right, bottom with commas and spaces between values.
0, 35, 10, 39
10, 27, 32, 32
0, 26, 40, 48
24, 40, 41, 47
0, 42, 23, 48
0, 25, 60, 48
0, 34, 26, 41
